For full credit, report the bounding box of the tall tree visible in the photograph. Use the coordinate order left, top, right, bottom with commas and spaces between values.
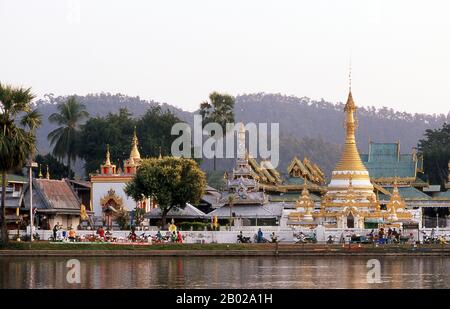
0, 83, 41, 243
47, 96, 89, 177
125, 157, 206, 226
199, 92, 235, 170
418, 123, 450, 187
78, 107, 181, 175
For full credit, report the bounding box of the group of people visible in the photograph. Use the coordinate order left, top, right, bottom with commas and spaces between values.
52, 223, 78, 242
366, 227, 406, 244
154, 230, 183, 243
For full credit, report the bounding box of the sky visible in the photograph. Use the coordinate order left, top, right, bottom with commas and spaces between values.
1, 0, 449, 114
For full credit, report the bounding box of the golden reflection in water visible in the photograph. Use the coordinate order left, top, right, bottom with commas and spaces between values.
0, 256, 449, 289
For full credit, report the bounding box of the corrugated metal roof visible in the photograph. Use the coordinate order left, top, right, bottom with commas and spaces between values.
23, 179, 81, 210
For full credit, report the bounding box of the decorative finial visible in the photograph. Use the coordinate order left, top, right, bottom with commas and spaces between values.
38, 164, 43, 179
105, 144, 111, 166
46, 165, 50, 180
158, 146, 162, 159
349, 56, 352, 92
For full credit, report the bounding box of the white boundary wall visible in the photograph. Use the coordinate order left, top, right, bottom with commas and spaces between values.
9, 227, 450, 243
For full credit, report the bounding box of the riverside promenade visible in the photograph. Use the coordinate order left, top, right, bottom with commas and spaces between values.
1, 243, 450, 257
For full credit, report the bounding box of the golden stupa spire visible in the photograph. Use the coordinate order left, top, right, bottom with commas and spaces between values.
38, 164, 43, 179
45, 165, 50, 180
333, 75, 368, 172
105, 144, 111, 166
296, 176, 314, 221
129, 126, 141, 160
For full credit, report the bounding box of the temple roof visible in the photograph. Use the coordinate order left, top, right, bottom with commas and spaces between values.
23, 179, 82, 213
377, 186, 431, 201
360, 142, 421, 179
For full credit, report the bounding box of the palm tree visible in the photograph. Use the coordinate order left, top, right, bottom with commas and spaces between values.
48, 96, 89, 176
199, 92, 235, 170
0, 83, 41, 243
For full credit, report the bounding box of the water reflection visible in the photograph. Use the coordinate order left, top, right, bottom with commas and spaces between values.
1, 256, 449, 289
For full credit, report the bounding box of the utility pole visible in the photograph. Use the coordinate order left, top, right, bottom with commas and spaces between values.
27, 161, 38, 242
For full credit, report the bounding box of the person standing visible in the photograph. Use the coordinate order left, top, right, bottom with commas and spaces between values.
52, 222, 60, 240
257, 228, 263, 243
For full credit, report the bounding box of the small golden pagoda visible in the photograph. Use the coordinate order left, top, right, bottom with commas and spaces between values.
100, 144, 116, 175
384, 179, 412, 222
124, 127, 141, 174
288, 179, 315, 223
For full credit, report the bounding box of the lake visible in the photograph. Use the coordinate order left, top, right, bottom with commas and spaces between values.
1, 256, 449, 288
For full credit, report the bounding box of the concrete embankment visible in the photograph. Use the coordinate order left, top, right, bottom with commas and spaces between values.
1, 244, 449, 257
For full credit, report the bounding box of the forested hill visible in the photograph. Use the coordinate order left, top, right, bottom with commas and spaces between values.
32, 93, 192, 153
32, 92, 449, 177
234, 93, 450, 153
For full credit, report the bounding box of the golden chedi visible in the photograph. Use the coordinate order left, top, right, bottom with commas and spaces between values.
325, 90, 375, 201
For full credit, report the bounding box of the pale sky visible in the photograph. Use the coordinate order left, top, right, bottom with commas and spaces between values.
1, 0, 449, 114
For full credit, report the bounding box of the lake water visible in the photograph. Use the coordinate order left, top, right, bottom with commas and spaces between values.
1, 256, 449, 289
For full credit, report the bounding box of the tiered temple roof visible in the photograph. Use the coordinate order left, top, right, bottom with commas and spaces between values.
360, 141, 424, 185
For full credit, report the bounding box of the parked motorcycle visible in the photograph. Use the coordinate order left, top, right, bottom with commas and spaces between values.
237, 234, 251, 243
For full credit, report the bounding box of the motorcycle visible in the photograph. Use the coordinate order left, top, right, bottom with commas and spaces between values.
237, 234, 251, 243
326, 235, 335, 244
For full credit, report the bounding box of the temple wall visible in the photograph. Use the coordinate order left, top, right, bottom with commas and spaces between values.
91, 181, 137, 217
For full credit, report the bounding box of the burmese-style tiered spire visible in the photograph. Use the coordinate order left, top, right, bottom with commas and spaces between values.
129, 127, 141, 161
296, 178, 314, 221
387, 179, 406, 212
334, 91, 368, 172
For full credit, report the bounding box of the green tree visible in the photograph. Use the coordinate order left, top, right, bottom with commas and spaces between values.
0, 83, 41, 243
47, 96, 89, 177
125, 157, 206, 226
78, 107, 182, 175
136, 106, 181, 158
35, 154, 74, 179
78, 108, 136, 175
199, 92, 235, 170
418, 123, 450, 187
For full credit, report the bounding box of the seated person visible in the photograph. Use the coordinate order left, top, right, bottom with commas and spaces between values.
68, 228, 76, 242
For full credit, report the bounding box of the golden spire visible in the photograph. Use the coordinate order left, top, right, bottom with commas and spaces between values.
105, 144, 111, 166
38, 165, 43, 179
158, 146, 162, 160
46, 165, 50, 180
129, 127, 141, 161
333, 90, 368, 172
387, 178, 406, 212
296, 177, 314, 221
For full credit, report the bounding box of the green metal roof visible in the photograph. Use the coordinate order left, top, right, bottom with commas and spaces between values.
268, 192, 321, 202
0, 174, 28, 184
360, 142, 417, 178
378, 186, 431, 201
432, 190, 450, 200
